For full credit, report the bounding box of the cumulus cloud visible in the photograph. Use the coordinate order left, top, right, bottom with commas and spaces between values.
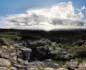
0, 1, 86, 31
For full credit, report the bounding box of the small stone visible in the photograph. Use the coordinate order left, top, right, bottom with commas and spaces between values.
27, 68, 38, 70
1, 45, 7, 49
44, 67, 55, 70
13, 63, 24, 68
17, 58, 24, 64
9, 45, 15, 50
24, 60, 29, 65
10, 67, 17, 70
10, 52, 16, 56
0, 58, 11, 67
44, 61, 59, 68
57, 68, 68, 70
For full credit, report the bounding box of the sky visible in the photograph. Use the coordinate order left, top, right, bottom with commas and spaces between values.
0, 0, 86, 18
0, 0, 86, 30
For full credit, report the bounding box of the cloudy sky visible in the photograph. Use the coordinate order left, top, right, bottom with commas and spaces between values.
0, 0, 86, 31
0, 0, 86, 18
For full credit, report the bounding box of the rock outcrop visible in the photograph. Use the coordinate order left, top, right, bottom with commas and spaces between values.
0, 29, 86, 70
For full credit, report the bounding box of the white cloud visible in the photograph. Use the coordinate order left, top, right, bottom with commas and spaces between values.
0, 1, 86, 31
81, 6, 86, 10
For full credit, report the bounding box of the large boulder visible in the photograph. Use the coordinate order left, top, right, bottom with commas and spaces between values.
17, 47, 32, 61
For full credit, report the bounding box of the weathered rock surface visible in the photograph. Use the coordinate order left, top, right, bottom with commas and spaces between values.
0, 67, 9, 70
0, 29, 86, 70
57, 68, 68, 70
0, 58, 11, 67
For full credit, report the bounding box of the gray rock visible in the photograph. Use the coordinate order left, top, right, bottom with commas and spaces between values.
17, 47, 32, 61
13, 63, 24, 69
28, 61, 44, 67
0, 48, 10, 59
17, 58, 29, 65
44, 67, 55, 70
44, 61, 59, 68
27, 68, 38, 70
57, 68, 68, 70
17, 58, 25, 64
10, 67, 17, 70
0, 58, 11, 67
0, 67, 9, 70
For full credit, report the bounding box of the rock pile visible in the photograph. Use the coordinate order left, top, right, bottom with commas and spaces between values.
0, 30, 86, 70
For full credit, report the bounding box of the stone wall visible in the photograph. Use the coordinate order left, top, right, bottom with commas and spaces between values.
0, 29, 86, 70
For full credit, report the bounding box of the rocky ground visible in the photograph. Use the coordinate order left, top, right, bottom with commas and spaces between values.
0, 29, 86, 70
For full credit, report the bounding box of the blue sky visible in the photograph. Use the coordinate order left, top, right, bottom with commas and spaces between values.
0, 0, 86, 18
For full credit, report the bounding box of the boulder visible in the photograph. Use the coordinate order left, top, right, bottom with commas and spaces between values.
10, 67, 17, 70
0, 58, 11, 67
17, 47, 32, 61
